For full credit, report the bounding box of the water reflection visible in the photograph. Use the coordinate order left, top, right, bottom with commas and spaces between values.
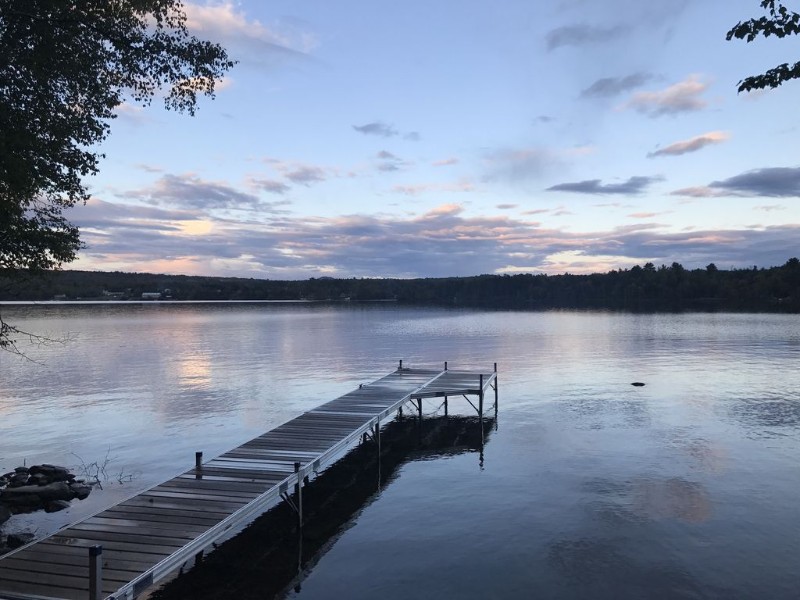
559, 391, 651, 430
1, 304, 799, 599
583, 475, 713, 524
548, 538, 728, 598
729, 396, 800, 436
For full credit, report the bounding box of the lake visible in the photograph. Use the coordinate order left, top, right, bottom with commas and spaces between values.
1, 303, 799, 598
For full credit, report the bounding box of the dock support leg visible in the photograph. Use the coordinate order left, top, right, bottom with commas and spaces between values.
195, 451, 203, 480
417, 399, 423, 420
89, 545, 103, 600
479, 374, 484, 419
494, 363, 499, 416
294, 462, 303, 529
444, 395, 448, 417
375, 422, 382, 489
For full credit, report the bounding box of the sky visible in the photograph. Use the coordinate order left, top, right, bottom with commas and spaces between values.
71, 0, 800, 279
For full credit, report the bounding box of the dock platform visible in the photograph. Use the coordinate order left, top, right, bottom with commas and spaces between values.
0, 363, 497, 600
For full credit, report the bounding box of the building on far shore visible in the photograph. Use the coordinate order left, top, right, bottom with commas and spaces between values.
141, 292, 162, 300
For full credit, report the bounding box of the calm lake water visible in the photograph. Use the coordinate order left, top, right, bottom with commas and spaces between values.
1, 303, 799, 599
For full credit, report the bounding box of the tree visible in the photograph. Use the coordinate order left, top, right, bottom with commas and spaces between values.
0, 0, 234, 350
727, 1, 800, 91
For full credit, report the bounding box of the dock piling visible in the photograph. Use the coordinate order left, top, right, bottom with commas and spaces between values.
479, 374, 484, 418
294, 462, 303, 529
89, 545, 102, 600
195, 451, 203, 480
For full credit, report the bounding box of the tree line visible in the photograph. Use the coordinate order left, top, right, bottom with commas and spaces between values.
2, 259, 799, 312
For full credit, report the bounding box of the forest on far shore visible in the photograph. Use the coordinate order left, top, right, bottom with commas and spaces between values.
1, 259, 799, 312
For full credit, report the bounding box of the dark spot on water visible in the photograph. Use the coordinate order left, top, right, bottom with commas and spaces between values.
631, 382, 645, 387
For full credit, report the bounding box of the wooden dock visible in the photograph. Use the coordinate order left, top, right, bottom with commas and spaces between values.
0, 363, 497, 600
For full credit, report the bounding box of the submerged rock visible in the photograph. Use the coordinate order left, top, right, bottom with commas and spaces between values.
6, 533, 35, 549
45, 500, 71, 513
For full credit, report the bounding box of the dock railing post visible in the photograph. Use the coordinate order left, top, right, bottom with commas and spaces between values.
89, 545, 102, 600
399, 359, 403, 370
195, 451, 203, 480
444, 361, 448, 371
294, 462, 303, 529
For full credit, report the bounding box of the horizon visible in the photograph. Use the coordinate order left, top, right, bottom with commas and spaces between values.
69, 1, 800, 279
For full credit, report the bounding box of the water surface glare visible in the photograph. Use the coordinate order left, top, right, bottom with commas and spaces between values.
0, 304, 798, 598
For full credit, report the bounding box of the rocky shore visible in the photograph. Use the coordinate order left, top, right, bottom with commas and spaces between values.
0, 464, 93, 553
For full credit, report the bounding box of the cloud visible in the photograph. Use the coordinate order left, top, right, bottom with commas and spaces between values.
392, 181, 475, 196
285, 166, 326, 185
547, 176, 662, 195
669, 186, 724, 198
755, 204, 786, 212
114, 102, 151, 124
352, 122, 398, 137
122, 173, 265, 209
708, 167, 800, 198
263, 158, 336, 187
404, 132, 421, 141
184, 2, 317, 66
251, 178, 291, 195
648, 131, 730, 158
536, 115, 555, 123
74, 195, 800, 279
581, 72, 653, 98
546, 23, 630, 50
496, 204, 518, 210
135, 163, 164, 173
432, 158, 459, 167
375, 150, 411, 173
625, 75, 709, 117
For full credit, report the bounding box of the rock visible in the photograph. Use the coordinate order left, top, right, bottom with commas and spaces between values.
69, 483, 92, 500
3, 482, 72, 502
0, 505, 11, 525
631, 382, 646, 387
2, 493, 41, 508
30, 473, 49, 486
6, 533, 35, 549
13, 467, 29, 474
9, 473, 29, 486
45, 500, 71, 513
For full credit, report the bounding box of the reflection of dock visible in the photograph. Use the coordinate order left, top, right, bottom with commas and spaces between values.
0, 362, 497, 600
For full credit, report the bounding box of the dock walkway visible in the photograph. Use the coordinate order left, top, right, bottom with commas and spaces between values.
0, 363, 497, 600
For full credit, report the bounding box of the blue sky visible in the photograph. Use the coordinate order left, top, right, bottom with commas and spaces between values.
72, 0, 800, 278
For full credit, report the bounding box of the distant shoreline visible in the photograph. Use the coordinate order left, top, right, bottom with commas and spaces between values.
1, 261, 798, 312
